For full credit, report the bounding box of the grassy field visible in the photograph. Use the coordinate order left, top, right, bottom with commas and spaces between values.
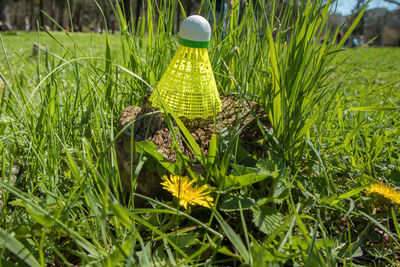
1, 0, 400, 265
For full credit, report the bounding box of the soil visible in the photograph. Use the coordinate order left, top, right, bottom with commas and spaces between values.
115, 94, 270, 206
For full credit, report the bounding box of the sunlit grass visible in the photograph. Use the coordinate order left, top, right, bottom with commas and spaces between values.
0, 0, 399, 265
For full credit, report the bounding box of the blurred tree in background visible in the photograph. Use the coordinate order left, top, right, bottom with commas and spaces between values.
384, 0, 400, 6
0, 0, 122, 32
0, 0, 295, 32
0, 0, 399, 47
0, 0, 11, 30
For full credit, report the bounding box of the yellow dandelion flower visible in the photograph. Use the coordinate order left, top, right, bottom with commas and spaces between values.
367, 183, 400, 205
161, 175, 214, 209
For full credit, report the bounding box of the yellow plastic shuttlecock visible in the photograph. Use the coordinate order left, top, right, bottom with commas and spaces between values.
149, 15, 222, 119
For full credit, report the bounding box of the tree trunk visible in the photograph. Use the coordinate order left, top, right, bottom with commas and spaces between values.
353, 0, 366, 36
51, 0, 57, 30
30, 1, 35, 30
99, 0, 110, 32
0, 0, 11, 30
72, 0, 83, 31
123, 0, 131, 27
175, 3, 180, 34
39, 0, 44, 27
135, 0, 142, 30
12, 1, 18, 28
58, 0, 65, 30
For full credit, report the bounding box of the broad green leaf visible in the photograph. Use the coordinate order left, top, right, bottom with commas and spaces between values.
170, 234, 198, 248
10, 200, 55, 228
256, 158, 280, 178
231, 164, 258, 175
217, 246, 241, 258
286, 237, 335, 250
226, 173, 271, 189
137, 242, 152, 267
220, 196, 256, 211
257, 189, 290, 205
251, 206, 282, 235
135, 141, 179, 174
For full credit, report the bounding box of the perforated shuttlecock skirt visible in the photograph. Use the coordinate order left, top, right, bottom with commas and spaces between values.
149, 46, 222, 119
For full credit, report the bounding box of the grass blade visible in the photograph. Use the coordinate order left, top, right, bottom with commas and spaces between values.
0, 228, 40, 267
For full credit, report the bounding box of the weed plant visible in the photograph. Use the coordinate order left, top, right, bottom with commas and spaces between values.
0, 0, 400, 265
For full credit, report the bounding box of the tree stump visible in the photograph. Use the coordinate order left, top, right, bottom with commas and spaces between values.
115, 94, 270, 205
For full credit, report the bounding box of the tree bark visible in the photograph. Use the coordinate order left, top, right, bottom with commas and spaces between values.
72, 0, 83, 31
51, 0, 57, 30
123, 0, 132, 27
0, 0, 11, 30
99, 0, 111, 32
39, 0, 44, 27
135, 0, 142, 30
175, 2, 180, 34
353, 0, 366, 35
57, 0, 65, 29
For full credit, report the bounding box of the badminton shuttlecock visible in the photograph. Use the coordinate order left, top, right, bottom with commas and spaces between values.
149, 15, 222, 119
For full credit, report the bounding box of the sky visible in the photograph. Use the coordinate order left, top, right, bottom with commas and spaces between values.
333, 0, 399, 15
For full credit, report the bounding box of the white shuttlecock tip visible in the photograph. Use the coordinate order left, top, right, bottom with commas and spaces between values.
179, 15, 211, 48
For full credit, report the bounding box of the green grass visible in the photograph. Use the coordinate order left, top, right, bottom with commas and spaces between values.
0, 31, 120, 55
0, 0, 400, 265
324, 48, 400, 182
